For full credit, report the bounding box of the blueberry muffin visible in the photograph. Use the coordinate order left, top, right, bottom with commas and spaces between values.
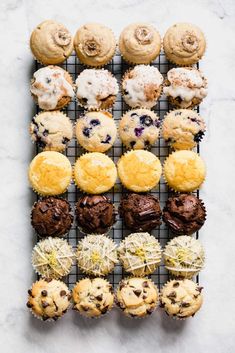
27, 278, 71, 321
122, 65, 163, 108
72, 278, 114, 318
116, 277, 159, 318
30, 66, 74, 110
75, 69, 118, 110
162, 109, 206, 150
76, 111, 117, 152
30, 111, 73, 152
119, 109, 160, 149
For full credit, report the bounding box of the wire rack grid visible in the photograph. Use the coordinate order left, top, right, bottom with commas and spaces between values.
35, 51, 200, 289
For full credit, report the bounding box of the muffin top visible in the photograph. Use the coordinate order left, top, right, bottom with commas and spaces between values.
30, 111, 73, 152
116, 277, 158, 318
163, 193, 206, 235
163, 150, 206, 192
119, 109, 160, 150
74, 152, 117, 194
75, 69, 118, 110
163, 23, 206, 65
122, 65, 163, 108
75, 111, 117, 152
28, 151, 72, 196
162, 109, 206, 150
118, 232, 162, 276
160, 279, 203, 318
119, 23, 161, 64
119, 193, 162, 232
75, 195, 116, 234
76, 234, 118, 276
72, 278, 114, 318
30, 66, 74, 110
31, 197, 73, 238
74, 23, 116, 67
118, 150, 162, 192
30, 20, 73, 65
163, 235, 205, 278
32, 237, 75, 279
163, 67, 207, 108
27, 279, 71, 321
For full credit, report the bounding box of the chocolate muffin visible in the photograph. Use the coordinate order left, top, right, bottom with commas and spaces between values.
31, 197, 73, 238
163, 194, 206, 235
119, 193, 162, 232
75, 195, 116, 234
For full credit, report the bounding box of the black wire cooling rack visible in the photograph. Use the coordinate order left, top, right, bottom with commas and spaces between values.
35, 52, 200, 289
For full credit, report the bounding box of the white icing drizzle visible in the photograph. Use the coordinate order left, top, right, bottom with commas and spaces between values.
75, 69, 118, 108
163, 68, 207, 102
31, 67, 74, 110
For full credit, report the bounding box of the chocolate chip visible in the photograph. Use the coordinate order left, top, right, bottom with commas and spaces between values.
81, 97, 88, 104
173, 282, 179, 288
142, 281, 149, 288
83, 127, 91, 137
194, 130, 204, 143
142, 295, 147, 300
146, 308, 154, 315
144, 140, 150, 148
101, 134, 111, 144
62, 309, 67, 314
28, 289, 32, 296
26, 301, 33, 308
181, 302, 190, 308
140, 115, 153, 127
175, 96, 182, 103
96, 303, 101, 308
101, 306, 109, 314
197, 286, 203, 293
46, 78, 51, 84
45, 278, 52, 282
133, 289, 142, 297
174, 111, 182, 116
90, 119, 100, 126
41, 290, 47, 297
167, 291, 177, 299
42, 315, 49, 321
130, 141, 136, 148
53, 316, 59, 321
134, 127, 144, 137
96, 294, 103, 301
81, 305, 89, 311
62, 137, 70, 145
60, 290, 66, 297
42, 301, 49, 309
39, 204, 49, 213
154, 119, 161, 128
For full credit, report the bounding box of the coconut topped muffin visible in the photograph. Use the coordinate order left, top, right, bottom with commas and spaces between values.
75, 69, 118, 110
163, 67, 207, 109
30, 66, 74, 110
119, 23, 161, 64
122, 65, 163, 108
74, 23, 116, 67
163, 23, 206, 66
30, 20, 73, 65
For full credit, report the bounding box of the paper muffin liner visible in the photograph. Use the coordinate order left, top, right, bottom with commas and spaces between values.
114, 276, 160, 319
27, 279, 72, 322
71, 277, 115, 319
31, 237, 75, 279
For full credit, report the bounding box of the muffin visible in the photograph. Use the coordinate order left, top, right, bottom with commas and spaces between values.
74, 152, 117, 194
72, 278, 114, 318
163, 150, 206, 192
119, 193, 161, 232
160, 279, 203, 319
75, 195, 116, 235
162, 109, 206, 150
163, 236, 205, 279
119, 23, 161, 64
117, 150, 162, 192
76, 234, 118, 276
30, 111, 73, 152
74, 23, 116, 67
75, 69, 118, 110
119, 109, 160, 149
163, 23, 206, 66
75, 111, 117, 152
122, 65, 163, 108
32, 237, 75, 279
118, 232, 162, 276
162, 193, 206, 235
116, 277, 159, 318
163, 67, 207, 109
30, 20, 73, 65
30, 66, 74, 110
28, 151, 72, 196
27, 278, 71, 321
31, 197, 73, 238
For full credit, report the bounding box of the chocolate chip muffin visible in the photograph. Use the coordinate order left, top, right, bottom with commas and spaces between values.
31, 197, 73, 238
163, 194, 206, 235
27, 278, 71, 321
72, 278, 114, 318
119, 193, 162, 232
116, 277, 159, 318
75, 195, 116, 234
160, 279, 203, 319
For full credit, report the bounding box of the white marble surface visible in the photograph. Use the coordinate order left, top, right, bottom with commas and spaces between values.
0, 0, 235, 352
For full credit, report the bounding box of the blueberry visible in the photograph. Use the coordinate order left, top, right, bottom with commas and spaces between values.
46, 77, 51, 84
144, 140, 150, 148
194, 130, 204, 143
90, 119, 100, 126
83, 127, 91, 137
174, 111, 182, 116
102, 134, 111, 144
62, 137, 70, 145
139, 115, 153, 127
154, 120, 161, 128
134, 127, 144, 137
43, 129, 49, 137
